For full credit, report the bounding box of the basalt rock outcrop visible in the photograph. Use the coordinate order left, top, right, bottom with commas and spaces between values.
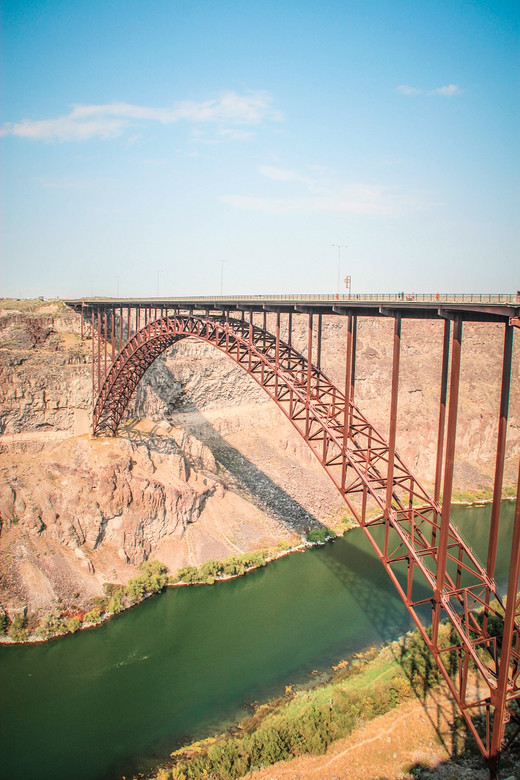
0, 300, 518, 622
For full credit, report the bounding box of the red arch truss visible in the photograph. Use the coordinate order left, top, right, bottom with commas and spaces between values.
93, 312, 519, 771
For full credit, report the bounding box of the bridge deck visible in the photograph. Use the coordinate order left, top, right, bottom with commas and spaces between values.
65, 295, 519, 324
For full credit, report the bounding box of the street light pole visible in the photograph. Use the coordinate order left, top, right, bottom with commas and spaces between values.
218, 260, 226, 296
331, 244, 347, 297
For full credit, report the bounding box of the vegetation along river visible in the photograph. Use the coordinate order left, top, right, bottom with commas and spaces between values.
0, 502, 516, 780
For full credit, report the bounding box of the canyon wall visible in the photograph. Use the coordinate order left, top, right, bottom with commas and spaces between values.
0, 300, 518, 621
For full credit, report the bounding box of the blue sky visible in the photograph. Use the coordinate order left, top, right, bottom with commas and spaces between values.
1, 0, 518, 297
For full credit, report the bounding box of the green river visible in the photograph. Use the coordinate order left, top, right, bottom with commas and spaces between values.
0, 502, 516, 780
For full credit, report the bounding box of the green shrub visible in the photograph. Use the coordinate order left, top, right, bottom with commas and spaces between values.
8, 613, 28, 642
83, 607, 102, 624
103, 583, 125, 598
137, 560, 169, 592
64, 617, 81, 634
0, 611, 9, 635
126, 578, 146, 603
35, 611, 66, 638
177, 566, 200, 584
306, 527, 336, 544
199, 559, 223, 581
92, 595, 109, 611
107, 594, 124, 614
222, 557, 246, 577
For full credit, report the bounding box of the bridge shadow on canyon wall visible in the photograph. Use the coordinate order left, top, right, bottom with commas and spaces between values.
121, 359, 326, 539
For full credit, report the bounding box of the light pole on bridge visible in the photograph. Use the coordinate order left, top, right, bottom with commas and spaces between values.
218, 260, 226, 296
332, 244, 347, 297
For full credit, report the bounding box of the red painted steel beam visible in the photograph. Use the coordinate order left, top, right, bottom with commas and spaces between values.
434, 319, 451, 508
386, 314, 401, 520
317, 313, 322, 370
342, 314, 354, 494
489, 460, 520, 777
488, 324, 514, 580
111, 311, 115, 363
306, 313, 313, 438
435, 316, 462, 606
97, 309, 101, 399
104, 310, 108, 381
91, 308, 95, 406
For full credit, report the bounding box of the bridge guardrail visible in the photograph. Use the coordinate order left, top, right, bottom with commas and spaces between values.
146, 293, 519, 304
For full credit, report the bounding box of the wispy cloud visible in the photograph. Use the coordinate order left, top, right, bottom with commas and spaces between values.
260, 165, 303, 182
221, 165, 435, 216
396, 84, 461, 97
396, 85, 424, 96
0, 91, 283, 142
432, 84, 460, 96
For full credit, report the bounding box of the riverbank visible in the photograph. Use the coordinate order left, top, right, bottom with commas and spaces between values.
0, 533, 338, 645
142, 621, 520, 780
2, 492, 516, 645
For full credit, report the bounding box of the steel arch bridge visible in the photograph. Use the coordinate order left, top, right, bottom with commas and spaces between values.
67, 296, 520, 778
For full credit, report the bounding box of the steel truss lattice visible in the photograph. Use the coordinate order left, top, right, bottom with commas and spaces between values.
86, 309, 520, 777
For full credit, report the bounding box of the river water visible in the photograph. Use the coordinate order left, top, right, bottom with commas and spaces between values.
0, 502, 516, 780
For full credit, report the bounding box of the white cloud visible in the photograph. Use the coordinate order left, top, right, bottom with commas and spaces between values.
396, 85, 424, 96
0, 91, 283, 142
432, 84, 460, 96
221, 182, 432, 217
218, 128, 253, 141
396, 84, 460, 97
260, 165, 300, 181
222, 163, 438, 216
259, 165, 323, 191
221, 194, 391, 215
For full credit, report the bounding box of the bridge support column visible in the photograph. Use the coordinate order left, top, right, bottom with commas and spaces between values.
488, 324, 514, 581
385, 314, 401, 523
97, 309, 101, 400
91, 308, 95, 406
489, 459, 520, 779
317, 313, 322, 370
306, 313, 313, 437
341, 314, 354, 493
433, 319, 451, 546
434, 315, 463, 643
275, 311, 280, 397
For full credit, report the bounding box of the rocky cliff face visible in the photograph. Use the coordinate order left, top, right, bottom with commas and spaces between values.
0, 300, 518, 621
